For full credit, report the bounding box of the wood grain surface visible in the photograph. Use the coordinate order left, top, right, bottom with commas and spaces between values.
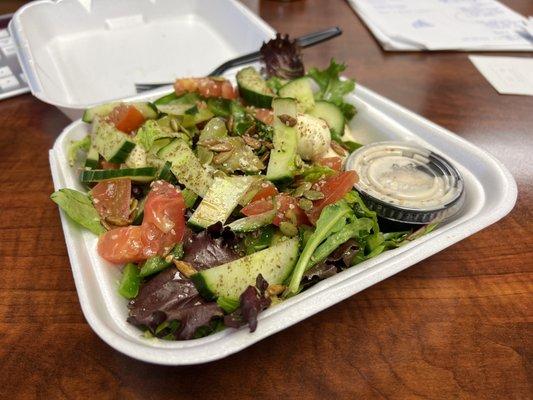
0, 1, 531, 399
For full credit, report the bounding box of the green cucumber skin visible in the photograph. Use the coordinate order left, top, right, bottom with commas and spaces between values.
79, 167, 157, 183
84, 146, 100, 169
309, 100, 345, 137
236, 67, 274, 108
157, 139, 213, 197
94, 122, 136, 163
108, 141, 136, 163
191, 274, 216, 300
192, 238, 300, 300
83, 102, 157, 123
266, 98, 298, 183
278, 77, 315, 112
154, 92, 178, 105
227, 210, 275, 233
188, 176, 256, 229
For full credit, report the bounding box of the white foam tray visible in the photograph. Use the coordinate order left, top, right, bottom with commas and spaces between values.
49, 83, 517, 365
9, 0, 273, 120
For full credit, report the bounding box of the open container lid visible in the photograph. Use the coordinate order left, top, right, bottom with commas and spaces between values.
9, 0, 274, 120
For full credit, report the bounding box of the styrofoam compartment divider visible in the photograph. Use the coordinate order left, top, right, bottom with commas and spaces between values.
50, 82, 516, 365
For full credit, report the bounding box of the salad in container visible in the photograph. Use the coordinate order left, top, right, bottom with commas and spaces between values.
51, 35, 456, 341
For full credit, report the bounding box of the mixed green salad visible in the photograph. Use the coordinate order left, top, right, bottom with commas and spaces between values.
52, 36, 433, 340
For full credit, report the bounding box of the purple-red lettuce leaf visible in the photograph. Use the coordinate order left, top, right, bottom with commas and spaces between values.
127, 268, 222, 340
260, 33, 304, 80
182, 222, 242, 270
224, 274, 271, 332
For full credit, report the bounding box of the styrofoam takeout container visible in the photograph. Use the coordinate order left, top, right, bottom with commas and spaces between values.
49, 80, 517, 364
25, 0, 516, 365
9, 0, 273, 119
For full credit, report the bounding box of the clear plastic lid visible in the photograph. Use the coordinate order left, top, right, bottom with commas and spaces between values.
345, 141, 465, 224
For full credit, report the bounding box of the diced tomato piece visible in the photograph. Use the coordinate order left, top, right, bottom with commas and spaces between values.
251, 182, 279, 202
220, 81, 237, 99
97, 180, 186, 265
143, 181, 185, 235
91, 179, 132, 224
108, 104, 145, 133
273, 194, 309, 226
140, 222, 180, 259
242, 192, 309, 227
317, 156, 343, 172
241, 199, 274, 217
97, 226, 144, 264
254, 108, 274, 125
174, 77, 237, 99
141, 181, 185, 256
307, 171, 359, 224
198, 78, 220, 98
174, 78, 199, 95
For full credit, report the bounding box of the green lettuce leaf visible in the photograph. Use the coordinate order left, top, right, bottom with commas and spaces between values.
286, 200, 353, 295
135, 120, 169, 151
307, 59, 356, 120
51, 189, 105, 235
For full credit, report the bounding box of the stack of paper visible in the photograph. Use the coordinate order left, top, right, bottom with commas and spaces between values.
348, 0, 533, 51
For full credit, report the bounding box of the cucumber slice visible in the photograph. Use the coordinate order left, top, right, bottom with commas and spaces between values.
84, 145, 99, 169
278, 77, 315, 112
192, 237, 300, 300
207, 98, 231, 117
188, 176, 257, 229
155, 93, 200, 115
154, 92, 178, 105
266, 98, 298, 183
93, 122, 136, 163
226, 209, 276, 233
180, 107, 214, 128
79, 167, 157, 183
308, 100, 345, 138
125, 145, 147, 168
82, 102, 157, 123
236, 67, 274, 108
157, 139, 213, 197
133, 102, 159, 119
157, 161, 177, 183
83, 103, 118, 123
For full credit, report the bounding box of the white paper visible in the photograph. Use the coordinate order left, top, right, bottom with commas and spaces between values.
348, 0, 533, 51
469, 56, 533, 96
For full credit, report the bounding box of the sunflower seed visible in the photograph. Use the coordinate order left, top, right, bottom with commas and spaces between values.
267, 284, 286, 297
105, 216, 131, 227
262, 141, 274, 149
278, 114, 297, 127
243, 124, 257, 137
331, 140, 347, 156
213, 150, 233, 164
303, 190, 325, 200
243, 135, 262, 149
170, 118, 179, 132
260, 152, 270, 163
285, 209, 298, 226
173, 260, 197, 278
209, 142, 234, 152
293, 182, 312, 197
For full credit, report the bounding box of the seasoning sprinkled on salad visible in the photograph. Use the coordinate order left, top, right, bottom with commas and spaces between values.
52, 35, 436, 341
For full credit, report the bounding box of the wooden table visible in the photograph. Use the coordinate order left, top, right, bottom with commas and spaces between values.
1, 1, 531, 398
